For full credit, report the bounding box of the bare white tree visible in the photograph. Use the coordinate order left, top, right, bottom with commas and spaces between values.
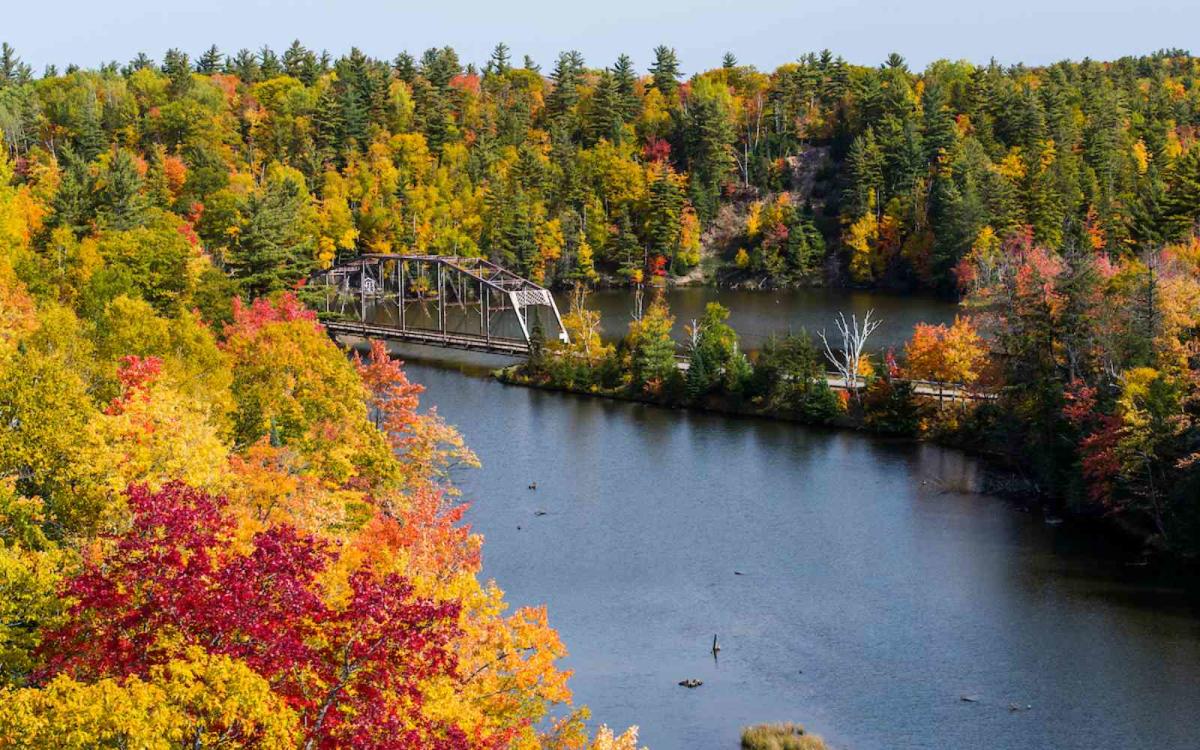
685, 318, 702, 350
819, 310, 882, 394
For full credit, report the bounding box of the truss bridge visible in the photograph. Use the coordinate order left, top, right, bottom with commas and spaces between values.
312, 254, 568, 357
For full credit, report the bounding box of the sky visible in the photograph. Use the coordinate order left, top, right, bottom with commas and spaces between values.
5, 0, 1199, 75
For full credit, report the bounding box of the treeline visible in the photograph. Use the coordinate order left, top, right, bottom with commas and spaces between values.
5, 41, 1200, 294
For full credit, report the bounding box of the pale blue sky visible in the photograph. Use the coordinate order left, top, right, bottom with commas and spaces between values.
6, 0, 1198, 74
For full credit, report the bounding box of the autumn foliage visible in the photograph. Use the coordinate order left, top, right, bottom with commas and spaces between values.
0, 284, 606, 746
39, 483, 468, 750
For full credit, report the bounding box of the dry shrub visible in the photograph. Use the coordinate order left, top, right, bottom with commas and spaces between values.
740, 722, 828, 750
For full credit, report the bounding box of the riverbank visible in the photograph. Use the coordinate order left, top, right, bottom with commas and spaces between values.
495, 361, 1016, 485
493, 357, 1187, 570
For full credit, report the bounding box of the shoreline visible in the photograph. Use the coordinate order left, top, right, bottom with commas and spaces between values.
492, 363, 1197, 579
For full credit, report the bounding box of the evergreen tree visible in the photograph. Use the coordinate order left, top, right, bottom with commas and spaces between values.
685, 347, 709, 400
649, 45, 680, 99
843, 128, 884, 216
1163, 147, 1200, 240
497, 191, 538, 273
486, 43, 512, 76
921, 81, 957, 162
612, 54, 640, 121
124, 52, 155, 76
259, 46, 282, 79
615, 211, 643, 281
75, 100, 106, 163
682, 79, 736, 220
587, 70, 624, 145
230, 48, 260, 82
314, 84, 346, 160
340, 84, 369, 150
547, 51, 583, 122
647, 168, 685, 259
629, 296, 677, 388
393, 51, 417, 83
50, 148, 96, 235
196, 45, 222, 74
161, 49, 192, 96
225, 177, 316, 297
0, 43, 32, 87
283, 40, 318, 84
95, 149, 148, 230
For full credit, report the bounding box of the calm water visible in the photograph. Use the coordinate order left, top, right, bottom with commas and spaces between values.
560, 287, 960, 351
382, 289, 1200, 750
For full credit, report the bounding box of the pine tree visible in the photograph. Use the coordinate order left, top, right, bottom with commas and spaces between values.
95, 149, 148, 230
340, 84, 369, 151
547, 51, 583, 121
314, 84, 346, 160
587, 70, 624, 145
50, 148, 96, 235
197, 45, 222, 74
486, 43, 512, 75
226, 177, 316, 297
259, 46, 282, 79
75, 100, 106, 163
682, 79, 735, 220
615, 211, 643, 281
124, 52, 155, 76
1163, 147, 1200, 240
393, 51, 416, 83
497, 191, 538, 273
686, 347, 709, 401
647, 168, 684, 259
161, 49, 192, 96
922, 81, 957, 163
649, 45, 680, 99
282, 40, 318, 84
612, 54, 640, 121
420, 47, 460, 90
630, 297, 677, 388
0, 43, 32, 87
843, 128, 884, 217
231, 49, 260, 83
722, 52, 738, 70
143, 145, 172, 210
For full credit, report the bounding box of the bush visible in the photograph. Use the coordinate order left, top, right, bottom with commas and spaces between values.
788, 379, 843, 425
741, 722, 828, 750
862, 376, 924, 435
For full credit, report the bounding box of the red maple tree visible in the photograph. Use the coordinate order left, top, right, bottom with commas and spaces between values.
40, 482, 472, 750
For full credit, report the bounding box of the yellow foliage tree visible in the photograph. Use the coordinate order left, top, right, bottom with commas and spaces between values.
846, 190, 880, 283
0, 648, 299, 749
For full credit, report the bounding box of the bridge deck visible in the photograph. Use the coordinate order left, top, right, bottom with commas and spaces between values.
325, 320, 531, 357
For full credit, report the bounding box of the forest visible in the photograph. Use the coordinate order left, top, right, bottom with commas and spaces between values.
4, 42, 1200, 292
0, 37, 1199, 746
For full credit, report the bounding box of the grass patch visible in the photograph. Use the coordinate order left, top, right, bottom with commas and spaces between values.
741, 722, 828, 750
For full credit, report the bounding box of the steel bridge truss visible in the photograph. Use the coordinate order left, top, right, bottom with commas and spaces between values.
312, 254, 569, 356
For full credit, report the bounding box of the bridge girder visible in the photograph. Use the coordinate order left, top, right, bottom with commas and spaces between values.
311, 254, 569, 355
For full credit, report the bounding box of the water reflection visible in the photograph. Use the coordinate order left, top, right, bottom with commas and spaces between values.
399, 353, 1199, 750
562, 287, 960, 351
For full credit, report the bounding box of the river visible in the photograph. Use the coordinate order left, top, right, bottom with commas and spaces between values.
386, 288, 1200, 750
564, 287, 961, 351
